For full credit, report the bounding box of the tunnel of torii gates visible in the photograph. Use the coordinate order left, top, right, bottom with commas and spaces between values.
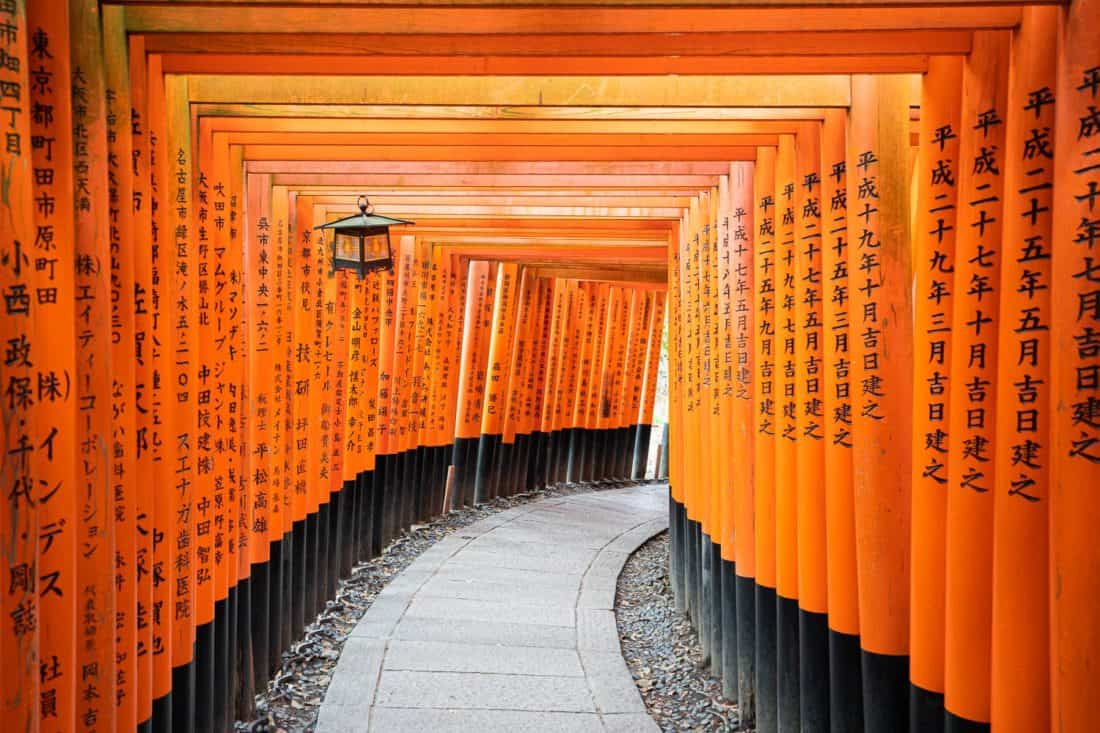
1, 0, 1100, 732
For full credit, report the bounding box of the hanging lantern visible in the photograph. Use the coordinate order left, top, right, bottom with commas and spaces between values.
315, 195, 414, 277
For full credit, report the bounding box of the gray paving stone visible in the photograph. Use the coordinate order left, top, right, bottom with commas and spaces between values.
433, 563, 584, 588
392, 615, 578, 649
315, 702, 375, 733
405, 595, 575, 627
370, 708, 604, 733
603, 712, 662, 733
581, 650, 647, 714
585, 549, 633, 579
383, 639, 584, 676
373, 670, 596, 712
446, 548, 593, 574
576, 577, 617, 610
416, 576, 580, 606
577, 608, 622, 652
323, 639, 387, 705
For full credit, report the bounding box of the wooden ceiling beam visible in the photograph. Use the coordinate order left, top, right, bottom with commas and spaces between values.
183, 74, 852, 107
123, 6, 1024, 34
146, 30, 972, 56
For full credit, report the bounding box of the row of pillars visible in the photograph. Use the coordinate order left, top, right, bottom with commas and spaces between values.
666, 7, 1099, 733
0, 2, 668, 731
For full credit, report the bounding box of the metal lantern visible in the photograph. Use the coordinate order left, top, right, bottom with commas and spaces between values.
315, 195, 413, 277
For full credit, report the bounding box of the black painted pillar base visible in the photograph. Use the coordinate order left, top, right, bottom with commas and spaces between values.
861, 649, 910, 733
830, 629, 864, 733
669, 494, 685, 613
720, 559, 738, 701
251, 563, 271, 708
699, 532, 713, 663
946, 712, 990, 733
799, 608, 830, 733
196, 620, 215, 733
171, 652, 196, 733
777, 594, 801, 733
910, 684, 944, 733
736, 574, 757, 729
152, 691, 172, 733
756, 584, 778, 733
709, 540, 724, 678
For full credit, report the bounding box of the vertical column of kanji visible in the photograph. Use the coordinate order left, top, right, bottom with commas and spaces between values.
528, 279, 552, 489
752, 145, 779, 733
773, 133, 801, 733
450, 261, 483, 509
615, 288, 640, 481
362, 267, 383, 556
190, 120, 217, 733
909, 56, 963, 732
420, 247, 444, 512
244, 170, 274, 687
288, 191, 312, 636
342, 270, 366, 558
591, 284, 616, 481
25, 2, 76, 728
141, 52, 176, 728
499, 269, 530, 494
71, 0, 117, 727
846, 74, 914, 733
217, 140, 250, 713
0, 1, 38, 729
102, 8, 138, 730
820, 108, 862, 733
407, 239, 432, 518
440, 255, 465, 501
1050, 2, 1100, 730
716, 177, 735, 607
474, 262, 516, 502
727, 161, 756, 723
537, 280, 560, 487
163, 72, 197, 732
990, 10, 1059, 733
372, 243, 397, 545
313, 210, 334, 604
678, 202, 700, 623
551, 279, 571, 483
640, 290, 666, 475
330, 267, 351, 578
665, 219, 685, 608
793, 122, 828, 733
607, 287, 630, 479
273, 189, 293, 656
567, 281, 591, 484
320, 249, 344, 599
590, 282, 611, 482
528, 278, 552, 487
226, 145, 251, 723
390, 236, 416, 531
308, 201, 330, 614
125, 34, 157, 731
943, 30, 1010, 732
623, 289, 648, 480
703, 187, 724, 669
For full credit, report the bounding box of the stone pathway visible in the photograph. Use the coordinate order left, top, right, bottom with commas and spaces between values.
316, 483, 668, 732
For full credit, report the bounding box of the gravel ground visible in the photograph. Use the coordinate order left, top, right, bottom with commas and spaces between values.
236, 478, 661, 733
616, 532, 744, 732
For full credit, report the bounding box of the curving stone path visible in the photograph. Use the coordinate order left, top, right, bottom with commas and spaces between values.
316, 483, 668, 733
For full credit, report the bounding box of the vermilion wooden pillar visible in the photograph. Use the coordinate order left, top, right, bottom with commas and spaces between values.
1049, 0, 1100, 730
774, 133, 801, 733
910, 54, 963, 733
753, 145, 779, 733
990, 8, 1058, 732
820, 107, 863, 733
944, 30, 1009, 733
847, 74, 914, 733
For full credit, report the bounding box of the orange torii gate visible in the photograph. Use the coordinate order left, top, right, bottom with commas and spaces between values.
2, 1, 1100, 733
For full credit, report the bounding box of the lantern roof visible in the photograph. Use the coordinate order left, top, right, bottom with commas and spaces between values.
315, 210, 414, 234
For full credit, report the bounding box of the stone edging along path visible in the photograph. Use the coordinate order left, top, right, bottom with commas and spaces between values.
315, 484, 669, 733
